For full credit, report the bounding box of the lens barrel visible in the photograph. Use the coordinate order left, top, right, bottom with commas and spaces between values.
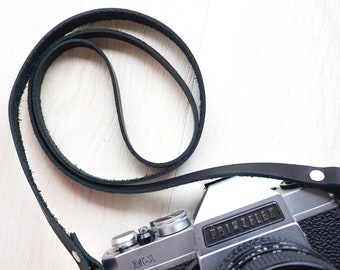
218, 237, 336, 270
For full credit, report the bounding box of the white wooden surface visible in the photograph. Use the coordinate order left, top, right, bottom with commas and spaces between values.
1, 1, 340, 269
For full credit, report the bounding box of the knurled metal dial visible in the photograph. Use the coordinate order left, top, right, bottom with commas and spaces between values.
150, 210, 190, 237
111, 230, 137, 251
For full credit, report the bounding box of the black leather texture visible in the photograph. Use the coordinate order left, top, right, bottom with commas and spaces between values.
299, 206, 340, 269
169, 260, 200, 270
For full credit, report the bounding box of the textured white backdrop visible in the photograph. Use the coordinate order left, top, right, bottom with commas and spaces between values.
1, 1, 340, 269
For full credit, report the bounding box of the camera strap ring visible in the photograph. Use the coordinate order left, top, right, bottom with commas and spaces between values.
8, 8, 340, 270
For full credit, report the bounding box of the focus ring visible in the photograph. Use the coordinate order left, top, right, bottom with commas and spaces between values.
241, 251, 336, 270
218, 237, 336, 270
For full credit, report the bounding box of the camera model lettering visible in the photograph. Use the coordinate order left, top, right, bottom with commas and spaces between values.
130, 254, 156, 269
102, 177, 339, 270
204, 203, 284, 247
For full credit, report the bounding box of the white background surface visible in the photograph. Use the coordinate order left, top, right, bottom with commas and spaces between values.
1, 1, 340, 269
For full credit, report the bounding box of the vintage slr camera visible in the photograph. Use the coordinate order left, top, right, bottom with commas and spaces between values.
102, 177, 340, 270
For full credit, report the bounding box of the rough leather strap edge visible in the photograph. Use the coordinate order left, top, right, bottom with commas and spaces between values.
8, 8, 340, 270
28, 30, 201, 186
9, 8, 205, 269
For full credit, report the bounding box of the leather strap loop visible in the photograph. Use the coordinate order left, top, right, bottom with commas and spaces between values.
28, 29, 202, 187
8, 8, 340, 270
9, 8, 205, 269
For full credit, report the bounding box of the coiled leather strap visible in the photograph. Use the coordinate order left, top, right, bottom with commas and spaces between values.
8, 8, 340, 270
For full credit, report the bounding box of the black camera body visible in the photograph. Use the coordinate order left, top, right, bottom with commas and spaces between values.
102, 177, 340, 270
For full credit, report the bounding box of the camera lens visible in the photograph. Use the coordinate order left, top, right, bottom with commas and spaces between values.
218, 237, 336, 270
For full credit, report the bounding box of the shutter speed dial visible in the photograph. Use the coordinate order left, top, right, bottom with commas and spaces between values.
150, 210, 191, 237
110, 210, 190, 254
111, 230, 137, 252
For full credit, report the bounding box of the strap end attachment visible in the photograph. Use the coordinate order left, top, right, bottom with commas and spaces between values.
69, 233, 104, 270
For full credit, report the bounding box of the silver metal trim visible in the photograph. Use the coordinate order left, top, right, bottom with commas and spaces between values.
111, 230, 137, 251
151, 210, 191, 237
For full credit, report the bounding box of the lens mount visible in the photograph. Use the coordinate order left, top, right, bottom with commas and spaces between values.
218, 237, 336, 270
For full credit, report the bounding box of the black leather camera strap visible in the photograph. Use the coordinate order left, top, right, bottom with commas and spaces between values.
8, 8, 340, 270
